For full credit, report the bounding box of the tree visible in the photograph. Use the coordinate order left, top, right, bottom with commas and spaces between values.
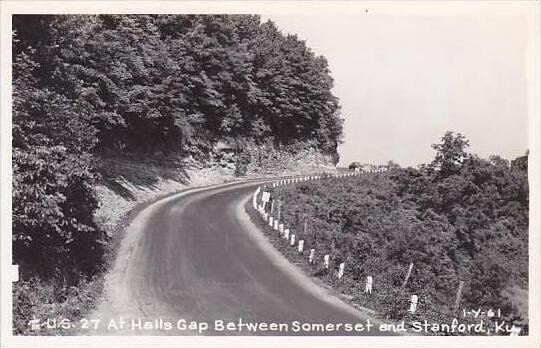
12, 31, 105, 279
12, 14, 345, 280
430, 131, 469, 178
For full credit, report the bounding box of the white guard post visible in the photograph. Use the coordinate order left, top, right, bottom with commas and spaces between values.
409, 295, 418, 314
365, 276, 373, 294
269, 216, 274, 227
261, 191, 270, 203
274, 220, 279, 230
298, 240, 304, 253
284, 229, 290, 240
338, 263, 345, 279
290, 234, 296, 246
309, 249, 315, 263
253, 187, 260, 208
323, 254, 330, 269
279, 223, 284, 233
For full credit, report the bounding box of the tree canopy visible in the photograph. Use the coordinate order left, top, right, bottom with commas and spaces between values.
13, 15, 343, 157
12, 15, 343, 279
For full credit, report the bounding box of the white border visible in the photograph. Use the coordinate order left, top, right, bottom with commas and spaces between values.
1, 1, 539, 347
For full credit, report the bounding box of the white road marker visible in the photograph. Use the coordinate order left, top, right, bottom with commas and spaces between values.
338, 262, 345, 279
365, 276, 373, 294
409, 295, 418, 314
309, 249, 315, 263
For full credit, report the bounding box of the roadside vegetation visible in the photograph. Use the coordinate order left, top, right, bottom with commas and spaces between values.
262, 132, 528, 334
12, 15, 342, 334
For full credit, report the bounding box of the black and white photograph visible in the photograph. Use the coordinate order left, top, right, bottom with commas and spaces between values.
0, 1, 539, 347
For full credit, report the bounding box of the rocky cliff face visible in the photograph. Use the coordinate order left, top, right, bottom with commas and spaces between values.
245, 142, 337, 175
206, 139, 338, 176
95, 140, 337, 240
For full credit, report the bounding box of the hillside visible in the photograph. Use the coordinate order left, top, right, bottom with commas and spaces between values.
11, 14, 342, 333
262, 132, 528, 334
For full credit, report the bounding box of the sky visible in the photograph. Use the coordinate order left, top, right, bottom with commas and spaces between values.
263, 14, 530, 167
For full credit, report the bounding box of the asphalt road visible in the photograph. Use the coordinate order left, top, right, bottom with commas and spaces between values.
122, 180, 391, 336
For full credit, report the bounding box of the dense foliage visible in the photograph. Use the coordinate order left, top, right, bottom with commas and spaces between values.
271, 133, 528, 330
12, 15, 343, 281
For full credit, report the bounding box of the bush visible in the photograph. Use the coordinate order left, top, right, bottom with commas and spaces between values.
13, 275, 103, 335
12, 147, 106, 280
267, 133, 528, 333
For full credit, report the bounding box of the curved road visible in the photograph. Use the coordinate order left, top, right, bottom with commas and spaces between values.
100, 180, 391, 336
